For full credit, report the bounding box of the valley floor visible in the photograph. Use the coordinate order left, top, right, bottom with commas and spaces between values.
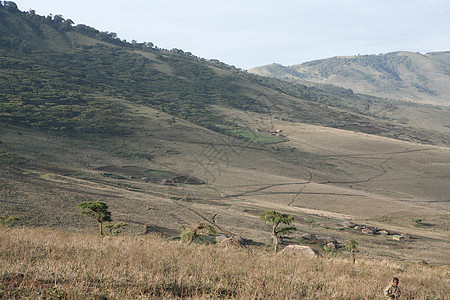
1, 101, 449, 265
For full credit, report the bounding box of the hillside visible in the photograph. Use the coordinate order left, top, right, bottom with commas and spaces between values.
248, 51, 450, 106
0, 1, 449, 267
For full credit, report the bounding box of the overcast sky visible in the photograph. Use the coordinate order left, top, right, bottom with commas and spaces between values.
13, 0, 450, 69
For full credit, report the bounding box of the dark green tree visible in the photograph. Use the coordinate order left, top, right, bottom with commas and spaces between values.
260, 210, 297, 252
345, 240, 358, 264
178, 222, 216, 246
78, 201, 112, 236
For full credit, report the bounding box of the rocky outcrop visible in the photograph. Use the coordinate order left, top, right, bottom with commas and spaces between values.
280, 245, 321, 257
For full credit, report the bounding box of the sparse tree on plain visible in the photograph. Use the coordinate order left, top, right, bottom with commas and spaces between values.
78, 201, 112, 236
260, 210, 297, 253
345, 240, 358, 264
178, 222, 216, 246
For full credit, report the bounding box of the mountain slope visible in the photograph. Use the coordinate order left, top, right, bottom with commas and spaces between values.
249, 51, 450, 106
1, 2, 449, 144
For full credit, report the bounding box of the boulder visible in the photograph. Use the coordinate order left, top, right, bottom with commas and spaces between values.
342, 221, 355, 228
221, 237, 244, 248
280, 245, 321, 257
326, 242, 336, 250
324, 236, 336, 243
378, 230, 389, 235
215, 235, 228, 243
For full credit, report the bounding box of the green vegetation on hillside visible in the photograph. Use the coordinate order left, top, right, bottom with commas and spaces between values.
2, 2, 447, 146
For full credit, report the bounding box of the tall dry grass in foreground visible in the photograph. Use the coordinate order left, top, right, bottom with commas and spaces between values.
0, 226, 448, 299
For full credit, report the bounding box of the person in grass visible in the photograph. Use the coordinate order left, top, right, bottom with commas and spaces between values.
384, 277, 402, 299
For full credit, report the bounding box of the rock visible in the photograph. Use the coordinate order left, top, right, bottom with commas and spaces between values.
159, 178, 171, 185
221, 237, 244, 248
361, 228, 375, 235
342, 221, 355, 228
402, 233, 412, 240
326, 242, 336, 250
232, 235, 245, 245
324, 237, 336, 243
327, 242, 336, 250
280, 245, 321, 257
215, 235, 228, 243
301, 233, 314, 240
378, 230, 389, 235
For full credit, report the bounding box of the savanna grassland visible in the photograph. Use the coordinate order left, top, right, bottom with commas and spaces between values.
0, 3, 449, 298
1, 226, 449, 299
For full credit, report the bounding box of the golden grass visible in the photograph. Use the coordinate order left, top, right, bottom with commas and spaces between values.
1, 226, 448, 299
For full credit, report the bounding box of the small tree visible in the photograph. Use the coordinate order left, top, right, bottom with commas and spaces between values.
260, 210, 297, 253
104, 222, 128, 235
178, 222, 216, 246
0, 216, 20, 226
412, 219, 422, 226
78, 201, 112, 236
345, 240, 358, 264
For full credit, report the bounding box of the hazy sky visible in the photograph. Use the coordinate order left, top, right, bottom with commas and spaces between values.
13, 0, 450, 69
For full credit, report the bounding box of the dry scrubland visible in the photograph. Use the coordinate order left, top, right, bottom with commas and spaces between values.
1, 226, 448, 299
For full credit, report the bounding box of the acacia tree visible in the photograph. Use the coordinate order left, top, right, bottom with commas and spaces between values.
178, 222, 216, 246
345, 240, 358, 264
78, 201, 112, 236
260, 210, 297, 253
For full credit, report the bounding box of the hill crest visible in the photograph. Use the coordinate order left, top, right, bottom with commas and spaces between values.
249, 51, 450, 106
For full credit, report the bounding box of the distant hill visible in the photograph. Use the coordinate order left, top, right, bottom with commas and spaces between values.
249, 51, 450, 106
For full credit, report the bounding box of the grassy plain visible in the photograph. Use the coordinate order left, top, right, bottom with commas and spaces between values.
1, 226, 449, 299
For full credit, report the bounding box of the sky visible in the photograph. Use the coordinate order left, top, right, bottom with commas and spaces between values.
12, 0, 450, 69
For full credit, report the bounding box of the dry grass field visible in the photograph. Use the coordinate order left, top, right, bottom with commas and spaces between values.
1, 226, 449, 299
